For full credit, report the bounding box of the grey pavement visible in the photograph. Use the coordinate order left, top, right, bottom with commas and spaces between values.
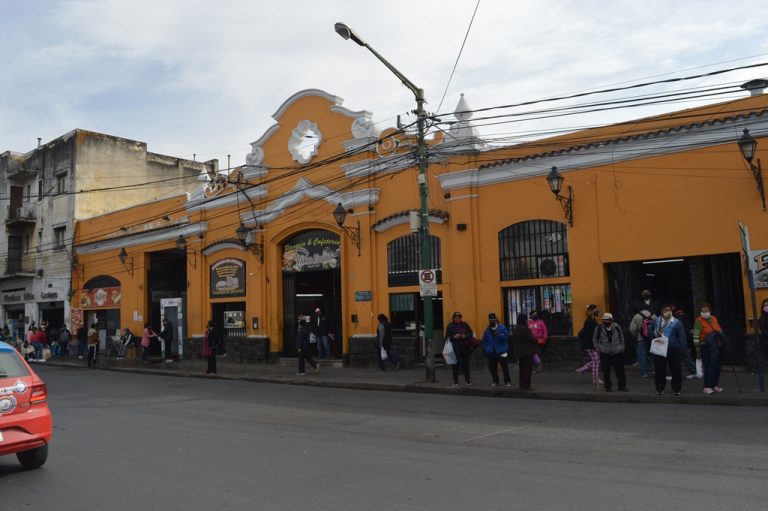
41, 355, 768, 406
2, 366, 767, 511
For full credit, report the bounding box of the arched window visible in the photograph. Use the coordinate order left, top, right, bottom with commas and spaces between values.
83, 275, 121, 289
387, 234, 442, 287
498, 220, 569, 281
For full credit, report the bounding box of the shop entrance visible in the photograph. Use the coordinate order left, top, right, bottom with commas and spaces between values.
281, 229, 341, 357
607, 253, 747, 363
148, 251, 187, 357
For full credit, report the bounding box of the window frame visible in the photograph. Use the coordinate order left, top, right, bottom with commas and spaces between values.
387, 233, 442, 287
53, 226, 66, 251
498, 220, 570, 281
503, 283, 573, 336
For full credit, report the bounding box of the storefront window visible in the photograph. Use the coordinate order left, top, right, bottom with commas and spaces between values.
499, 220, 569, 281
503, 284, 572, 335
387, 234, 442, 287
389, 291, 444, 335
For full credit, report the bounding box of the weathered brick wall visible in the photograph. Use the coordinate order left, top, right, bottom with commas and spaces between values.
185, 336, 272, 363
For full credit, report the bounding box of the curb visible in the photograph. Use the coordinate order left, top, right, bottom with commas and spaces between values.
40, 360, 768, 407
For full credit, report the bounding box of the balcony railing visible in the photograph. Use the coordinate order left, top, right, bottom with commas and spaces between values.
6, 204, 36, 224
7, 167, 39, 181
5, 256, 36, 275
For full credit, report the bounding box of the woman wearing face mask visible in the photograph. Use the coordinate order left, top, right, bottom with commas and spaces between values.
445, 312, 474, 386
693, 303, 724, 394
592, 313, 628, 392
527, 310, 548, 371
576, 304, 603, 388
651, 305, 688, 396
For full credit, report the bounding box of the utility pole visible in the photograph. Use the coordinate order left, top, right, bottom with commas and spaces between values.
335, 23, 436, 382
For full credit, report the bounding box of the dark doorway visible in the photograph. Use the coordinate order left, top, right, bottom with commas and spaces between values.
607, 253, 746, 363
282, 269, 341, 357
148, 251, 187, 357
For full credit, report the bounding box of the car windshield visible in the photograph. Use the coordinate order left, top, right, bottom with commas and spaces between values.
0, 351, 31, 378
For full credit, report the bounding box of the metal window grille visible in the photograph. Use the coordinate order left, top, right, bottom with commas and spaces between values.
387, 234, 442, 287
504, 284, 573, 335
498, 220, 569, 281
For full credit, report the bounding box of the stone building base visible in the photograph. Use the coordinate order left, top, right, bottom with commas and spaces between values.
185, 336, 272, 363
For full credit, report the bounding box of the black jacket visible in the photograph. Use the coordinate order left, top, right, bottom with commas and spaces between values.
378, 321, 393, 349
511, 324, 538, 358
296, 326, 310, 351
310, 315, 330, 337
160, 323, 174, 342
445, 321, 473, 348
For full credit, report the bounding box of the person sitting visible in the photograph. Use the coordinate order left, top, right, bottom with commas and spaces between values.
116, 328, 135, 359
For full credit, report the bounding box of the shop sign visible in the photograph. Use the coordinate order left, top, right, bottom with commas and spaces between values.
41, 291, 58, 300
78, 286, 121, 309
752, 249, 768, 289
3, 293, 22, 303
282, 230, 340, 272
210, 258, 246, 297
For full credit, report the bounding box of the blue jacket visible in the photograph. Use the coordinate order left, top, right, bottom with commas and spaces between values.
482, 325, 509, 355
652, 316, 687, 351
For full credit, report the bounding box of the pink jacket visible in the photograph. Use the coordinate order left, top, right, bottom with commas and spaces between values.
141, 328, 156, 348
527, 319, 548, 345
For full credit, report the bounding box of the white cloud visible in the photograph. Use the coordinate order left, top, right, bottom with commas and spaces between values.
1, 0, 766, 165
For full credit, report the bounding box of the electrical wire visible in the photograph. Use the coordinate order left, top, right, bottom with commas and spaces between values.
435, 0, 481, 114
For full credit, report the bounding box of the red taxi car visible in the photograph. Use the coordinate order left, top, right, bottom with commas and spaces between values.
0, 341, 52, 469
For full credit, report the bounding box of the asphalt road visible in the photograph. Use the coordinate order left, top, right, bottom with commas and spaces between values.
1, 367, 767, 511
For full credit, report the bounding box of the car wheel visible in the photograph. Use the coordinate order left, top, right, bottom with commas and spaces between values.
16, 444, 48, 470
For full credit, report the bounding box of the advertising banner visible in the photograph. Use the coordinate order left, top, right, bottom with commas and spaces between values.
752, 249, 768, 289
210, 258, 246, 297
78, 286, 121, 309
282, 230, 340, 272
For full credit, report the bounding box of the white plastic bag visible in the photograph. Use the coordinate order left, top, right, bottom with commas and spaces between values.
380, 347, 388, 361
696, 358, 703, 378
442, 339, 458, 365
650, 336, 669, 358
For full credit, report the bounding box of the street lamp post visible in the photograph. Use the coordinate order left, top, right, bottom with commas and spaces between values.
335, 22, 436, 382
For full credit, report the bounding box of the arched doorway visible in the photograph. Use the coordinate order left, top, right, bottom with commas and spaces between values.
281, 229, 341, 357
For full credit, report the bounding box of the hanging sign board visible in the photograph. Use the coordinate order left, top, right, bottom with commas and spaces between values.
78, 286, 121, 309
210, 258, 246, 297
752, 249, 768, 289
282, 230, 340, 272
419, 269, 438, 297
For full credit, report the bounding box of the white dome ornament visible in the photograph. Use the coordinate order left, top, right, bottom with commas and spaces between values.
288, 120, 323, 164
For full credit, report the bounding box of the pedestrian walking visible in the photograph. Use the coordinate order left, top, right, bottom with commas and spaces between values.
650, 305, 688, 396
160, 318, 174, 363
629, 308, 655, 378
527, 310, 548, 371
445, 311, 474, 386
693, 303, 726, 394
296, 319, 318, 375
481, 313, 511, 387
141, 323, 158, 363
575, 304, 603, 387
512, 313, 537, 390
310, 308, 331, 359
592, 313, 628, 392
377, 314, 400, 371
203, 320, 220, 374
58, 325, 71, 358
87, 323, 99, 367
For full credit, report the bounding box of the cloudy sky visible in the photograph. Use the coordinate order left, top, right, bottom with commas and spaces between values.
2, 0, 767, 168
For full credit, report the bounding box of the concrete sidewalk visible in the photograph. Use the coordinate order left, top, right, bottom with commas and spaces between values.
40, 356, 768, 406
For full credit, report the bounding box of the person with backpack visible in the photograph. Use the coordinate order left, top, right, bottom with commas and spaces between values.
575, 304, 603, 387
592, 313, 628, 392
629, 308, 655, 378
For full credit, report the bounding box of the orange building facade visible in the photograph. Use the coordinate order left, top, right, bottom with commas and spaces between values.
71, 87, 768, 364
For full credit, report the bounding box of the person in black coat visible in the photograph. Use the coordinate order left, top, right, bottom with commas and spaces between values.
160, 318, 174, 363
631, 289, 662, 316
512, 314, 538, 390
377, 314, 400, 371
444, 311, 474, 386
296, 320, 318, 375
309, 308, 332, 359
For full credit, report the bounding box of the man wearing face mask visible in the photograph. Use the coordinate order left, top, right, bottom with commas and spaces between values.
632, 289, 662, 316
651, 305, 688, 396
592, 313, 628, 392
481, 313, 511, 387
445, 312, 474, 386
693, 303, 725, 394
